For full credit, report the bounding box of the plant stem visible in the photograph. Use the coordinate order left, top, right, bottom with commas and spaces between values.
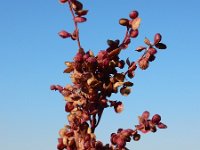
68, 1, 82, 49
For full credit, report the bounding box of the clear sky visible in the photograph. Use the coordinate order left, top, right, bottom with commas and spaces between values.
0, 0, 200, 150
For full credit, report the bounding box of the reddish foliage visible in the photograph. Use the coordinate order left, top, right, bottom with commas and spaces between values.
51, 0, 167, 149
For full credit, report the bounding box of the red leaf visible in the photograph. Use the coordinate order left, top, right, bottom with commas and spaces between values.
74, 17, 87, 23
154, 33, 162, 45
135, 46, 146, 52
58, 30, 71, 38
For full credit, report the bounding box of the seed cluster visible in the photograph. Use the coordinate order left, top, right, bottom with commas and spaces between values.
52, 0, 167, 149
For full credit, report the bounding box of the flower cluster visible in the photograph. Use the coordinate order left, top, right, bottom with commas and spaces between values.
51, 0, 167, 149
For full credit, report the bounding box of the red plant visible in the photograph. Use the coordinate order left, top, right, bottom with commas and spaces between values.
52, 1, 167, 149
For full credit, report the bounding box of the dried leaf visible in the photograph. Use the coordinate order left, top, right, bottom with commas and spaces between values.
114, 73, 125, 82
108, 48, 121, 57
75, 10, 88, 16
124, 81, 134, 87
113, 82, 124, 90
63, 67, 74, 73
119, 18, 129, 26
144, 37, 151, 46
131, 17, 141, 30
135, 46, 146, 52
87, 77, 99, 86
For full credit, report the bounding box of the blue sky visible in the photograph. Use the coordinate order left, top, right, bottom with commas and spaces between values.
0, 0, 200, 149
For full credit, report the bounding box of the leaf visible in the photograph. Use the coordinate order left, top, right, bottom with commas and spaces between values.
114, 73, 125, 82
119, 18, 129, 26
75, 10, 88, 16
131, 17, 141, 30
155, 43, 167, 49
135, 46, 146, 52
63, 67, 74, 73
126, 57, 131, 66
114, 102, 124, 113
128, 62, 137, 71
74, 17, 87, 23
144, 37, 151, 46
108, 48, 121, 57
142, 111, 150, 120
58, 30, 71, 38
154, 33, 162, 45
124, 81, 134, 87
64, 62, 74, 73
71, 0, 83, 11
120, 87, 131, 96
157, 122, 167, 129
113, 82, 124, 90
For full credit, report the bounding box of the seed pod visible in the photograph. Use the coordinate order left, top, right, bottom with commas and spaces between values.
58, 30, 71, 38
129, 10, 139, 19
74, 17, 87, 23
130, 29, 139, 38
154, 33, 162, 45
119, 18, 129, 26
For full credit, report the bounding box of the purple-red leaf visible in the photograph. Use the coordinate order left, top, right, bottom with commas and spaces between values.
74, 17, 87, 23
58, 30, 71, 38
154, 33, 162, 45
155, 43, 167, 49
